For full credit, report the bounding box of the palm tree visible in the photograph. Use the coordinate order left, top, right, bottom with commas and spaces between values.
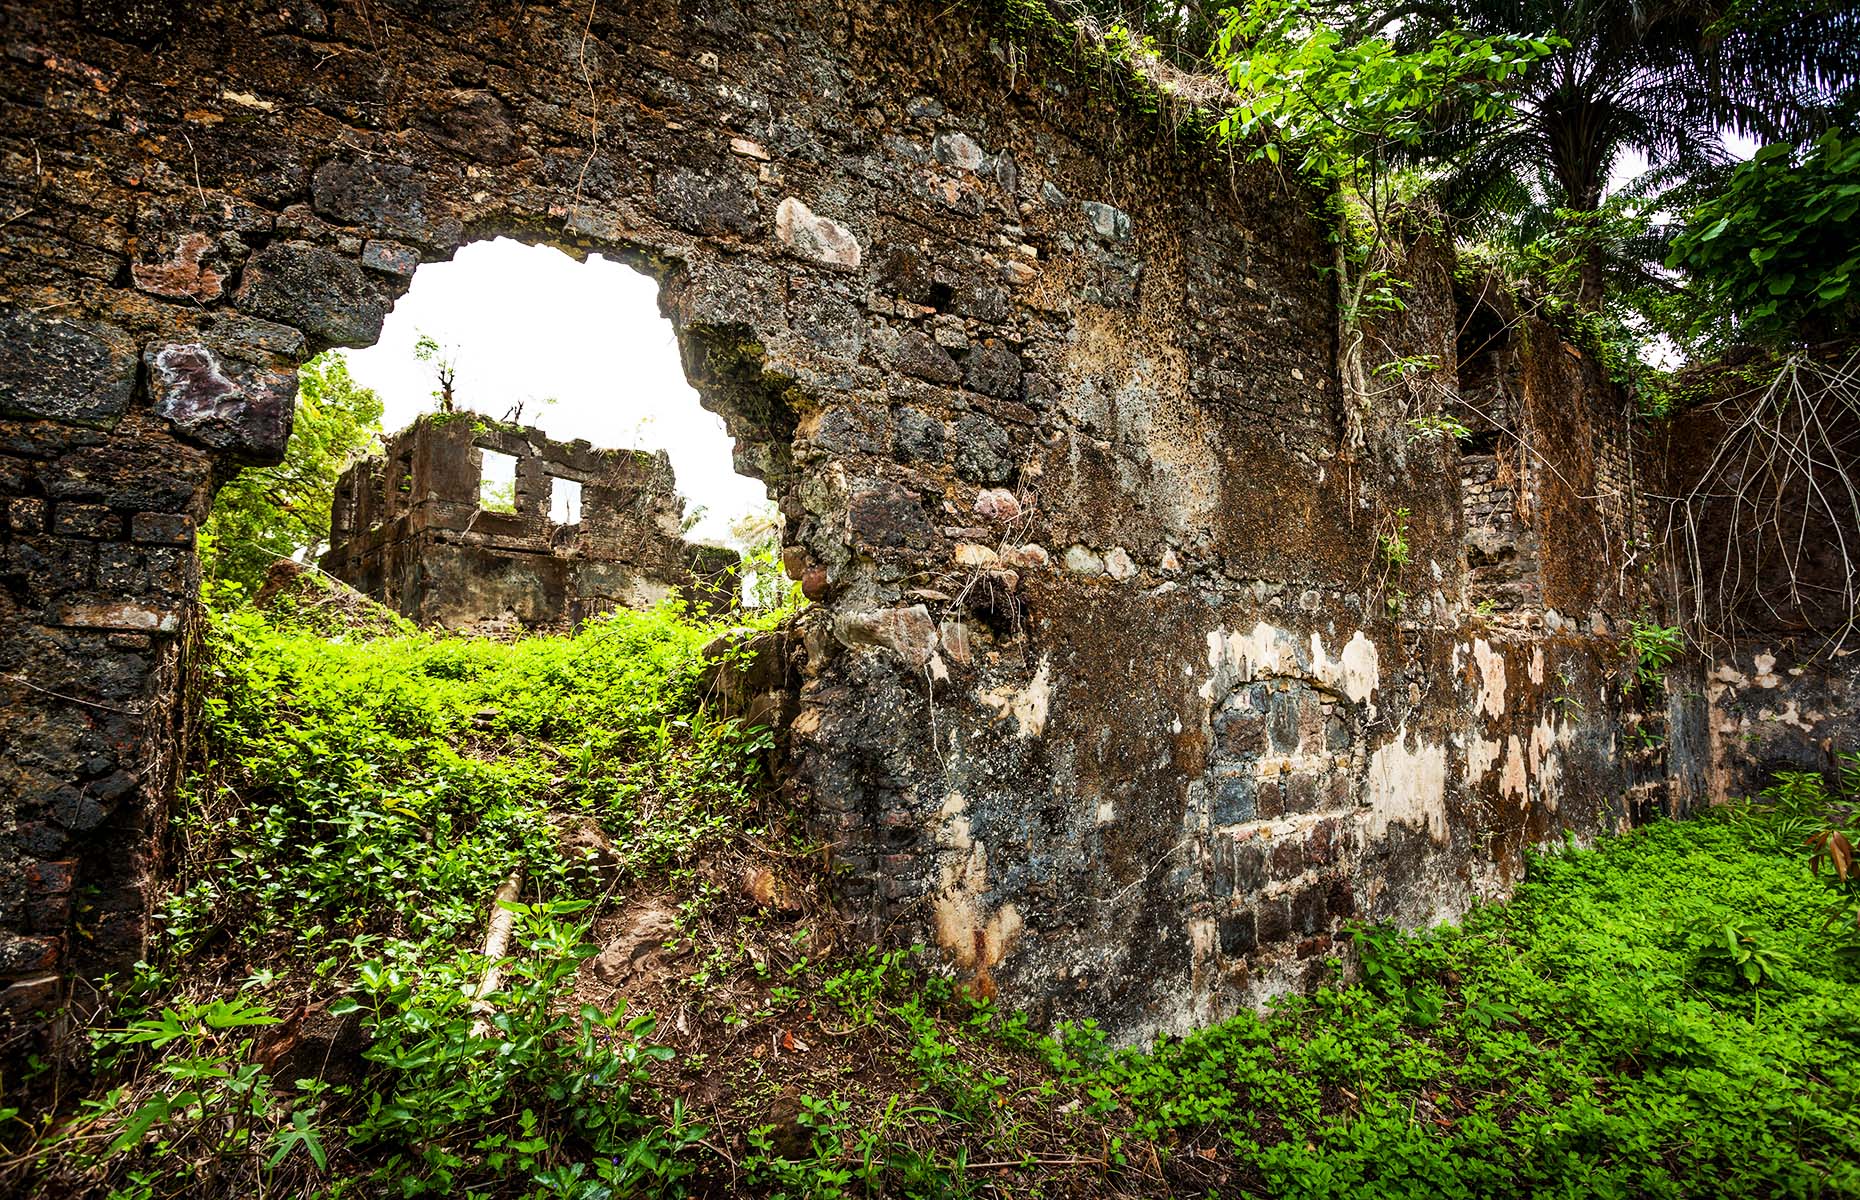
1346, 0, 1860, 307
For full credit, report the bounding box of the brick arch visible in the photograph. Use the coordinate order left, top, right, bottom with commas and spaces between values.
4, 0, 1687, 1047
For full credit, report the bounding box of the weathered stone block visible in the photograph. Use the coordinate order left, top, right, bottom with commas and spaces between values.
24, 860, 77, 895
848, 481, 936, 549
131, 230, 229, 302
888, 329, 961, 384
360, 240, 421, 277
7, 498, 46, 534
814, 406, 881, 454
52, 504, 117, 539
1082, 200, 1132, 241
233, 241, 388, 350
1218, 910, 1257, 956
1266, 689, 1302, 753
1257, 898, 1293, 944
657, 167, 763, 238
94, 544, 146, 591
419, 89, 528, 164
891, 407, 947, 463
0, 975, 60, 1016
1291, 885, 1328, 936
1326, 878, 1355, 918
0, 935, 61, 977
963, 341, 1022, 398
0, 308, 138, 429
1211, 772, 1255, 825
1231, 842, 1267, 895
834, 605, 937, 669
932, 132, 985, 171
972, 487, 1019, 521
49, 599, 181, 633
952, 413, 1013, 484
28, 894, 73, 933
49, 785, 110, 831
312, 158, 459, 245
144, 340, 298, 463
130, 512, 194, 545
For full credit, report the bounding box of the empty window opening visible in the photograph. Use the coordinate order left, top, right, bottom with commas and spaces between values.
548, 476, 582, 526
344, 238, 772, 552
479, 448, 518, 513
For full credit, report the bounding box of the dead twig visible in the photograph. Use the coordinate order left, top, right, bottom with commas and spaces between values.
468, 868, 525, 1037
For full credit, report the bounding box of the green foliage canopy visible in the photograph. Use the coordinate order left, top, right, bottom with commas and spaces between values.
1667, 131, 1860, 348
200, 353, 383, 596
1214, 0, 1553, 189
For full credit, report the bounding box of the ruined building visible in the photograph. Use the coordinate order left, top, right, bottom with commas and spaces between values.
1, 0, 1852, 1041
321, 413, 738, 632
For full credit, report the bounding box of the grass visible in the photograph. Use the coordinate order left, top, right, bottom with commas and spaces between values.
3, 579, 1856, 1198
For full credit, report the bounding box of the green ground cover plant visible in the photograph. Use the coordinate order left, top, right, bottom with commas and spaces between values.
7, 579, 1856, 1197
1056, 814, 1860, 1198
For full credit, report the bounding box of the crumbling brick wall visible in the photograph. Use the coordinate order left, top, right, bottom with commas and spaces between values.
0, 0, 1765, 1042
323, 412, 737, 631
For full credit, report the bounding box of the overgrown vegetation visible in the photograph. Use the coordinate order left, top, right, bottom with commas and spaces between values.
1666, 131, 1860, 349
8, 585, 1857, 1197
1210, 0, 1553, 442
15, 4, 1860, 1195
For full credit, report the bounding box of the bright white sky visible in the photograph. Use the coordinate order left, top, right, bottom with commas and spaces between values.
342, 238, 771, 545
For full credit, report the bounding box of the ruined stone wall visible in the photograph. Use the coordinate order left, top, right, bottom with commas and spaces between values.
1653, 359, 1860, 805
0, 0, 1722, 1040
323, 412, 736, 631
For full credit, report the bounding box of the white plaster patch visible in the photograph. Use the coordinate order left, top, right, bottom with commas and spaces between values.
1363, 729, 1449, 845
1528, 714, 1568, 813
1464, 732, 1503, 783
1201, 621, 1380, 716
1472, 638, 1507, 720
931, 793, 1024, 971
1313, 630, 1382, 707
221, 89, 276, 111
978, 656, 1051, 738
1499, 735, 1528, 802
1758, 700, 1816, 732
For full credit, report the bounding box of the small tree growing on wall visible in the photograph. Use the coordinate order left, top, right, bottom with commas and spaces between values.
414, 332, 460, 414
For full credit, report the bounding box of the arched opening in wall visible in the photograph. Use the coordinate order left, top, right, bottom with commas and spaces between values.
254, 238, 791, 627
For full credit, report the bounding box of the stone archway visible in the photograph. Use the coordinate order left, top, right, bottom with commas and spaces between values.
1, 0, 1690, 1042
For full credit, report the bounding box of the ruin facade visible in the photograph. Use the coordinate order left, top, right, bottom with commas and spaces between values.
322, 413, 738, 632
1, 0, 1851, 1042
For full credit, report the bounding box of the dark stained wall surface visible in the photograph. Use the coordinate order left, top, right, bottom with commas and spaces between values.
0, 0, 1736, 1041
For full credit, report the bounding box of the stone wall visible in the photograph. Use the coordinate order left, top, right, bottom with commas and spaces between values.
323, 412, 737, 631
0, 0, 1783, 1043
1654, 356, 1860, 805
